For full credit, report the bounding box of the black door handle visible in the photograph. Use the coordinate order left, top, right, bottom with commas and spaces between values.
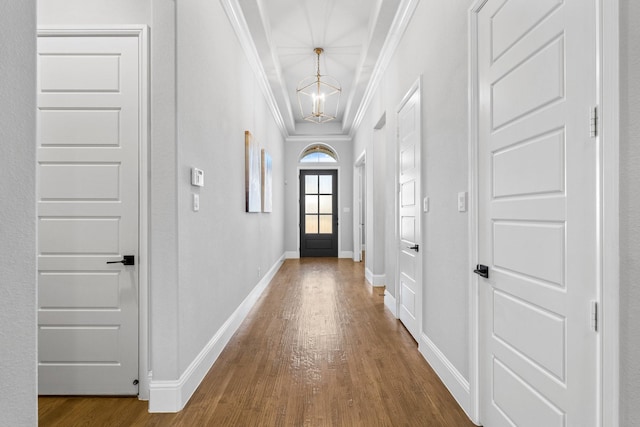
473, 264, 489, 278
409, 245, 419, 252
107, 255, 135, 266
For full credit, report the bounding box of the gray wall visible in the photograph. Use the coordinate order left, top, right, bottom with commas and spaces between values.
284, 139, 354, 257
620, 0, 640, 424
176, 0, 285, 373
0, 1, 37, 426
353, 0, 472, 382
38, 0, 149, 24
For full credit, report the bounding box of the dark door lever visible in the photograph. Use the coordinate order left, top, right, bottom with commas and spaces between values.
473, 264, 489, 278
409, 244, 419, 252
107, 255, 135, 266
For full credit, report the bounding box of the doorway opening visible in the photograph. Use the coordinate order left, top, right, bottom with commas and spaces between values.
299, 169, 339, 257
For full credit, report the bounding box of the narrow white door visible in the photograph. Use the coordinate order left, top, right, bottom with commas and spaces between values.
358, 165, 364, 262
477, 0, 598, 425
397, 86, 421, 341
37, 32, 140, 395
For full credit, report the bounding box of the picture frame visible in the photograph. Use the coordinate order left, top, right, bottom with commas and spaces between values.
245, 131, 261, 213
261, 149, 272, 213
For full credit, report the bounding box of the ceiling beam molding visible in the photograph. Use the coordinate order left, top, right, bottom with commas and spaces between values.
286, 135, 353, 144
256, 4, 297, 132
350, 0, 420, 136
220, 0, 289, 138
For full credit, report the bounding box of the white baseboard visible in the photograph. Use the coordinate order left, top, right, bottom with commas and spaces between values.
372, 274, 385, 286
384, 289, 397, 317
339, 251, 354, 259
419, 333, 473, 420
365, 268, 385, 286
148, 253, 286, 413
365, 268, 373, 284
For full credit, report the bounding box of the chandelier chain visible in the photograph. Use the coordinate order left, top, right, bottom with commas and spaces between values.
314, 47, 323, 77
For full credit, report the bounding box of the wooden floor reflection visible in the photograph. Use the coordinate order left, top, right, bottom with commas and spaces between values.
39, 258, 474, 426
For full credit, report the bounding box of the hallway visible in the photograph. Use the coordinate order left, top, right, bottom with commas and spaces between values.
39, 259, 473, 426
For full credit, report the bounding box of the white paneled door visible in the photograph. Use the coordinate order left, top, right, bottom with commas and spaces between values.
37, 32, 140, 395
476, 0, 598, 425
397, 85, 421, 342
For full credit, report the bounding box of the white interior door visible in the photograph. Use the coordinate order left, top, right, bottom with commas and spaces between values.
397, 86, 421, 341
358, 165, 364, 260
37, 32, 140, 395
476, 0, 598, 425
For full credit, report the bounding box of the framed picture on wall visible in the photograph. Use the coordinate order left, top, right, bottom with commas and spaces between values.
261, 149, 272, 213
245, 131, 261, 213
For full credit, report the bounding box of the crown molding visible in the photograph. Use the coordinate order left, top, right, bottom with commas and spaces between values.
350, 0, 420, 136
220, 0, 289, 138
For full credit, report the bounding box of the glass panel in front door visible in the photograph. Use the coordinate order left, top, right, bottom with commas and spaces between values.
304, 174, 333, 235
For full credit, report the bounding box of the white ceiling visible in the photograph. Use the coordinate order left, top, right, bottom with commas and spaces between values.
236, 0, 403, 138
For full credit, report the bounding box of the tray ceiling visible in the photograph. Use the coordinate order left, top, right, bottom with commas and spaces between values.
234, 0, 405, 138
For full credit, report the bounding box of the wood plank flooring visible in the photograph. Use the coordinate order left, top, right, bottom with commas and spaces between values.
39, 258, 474, 426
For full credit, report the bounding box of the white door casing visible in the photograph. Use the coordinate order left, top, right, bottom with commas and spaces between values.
396, 81, 422, 342
475, 0, 599, 426
37, 30, 142, 395
353, 151, 365, 263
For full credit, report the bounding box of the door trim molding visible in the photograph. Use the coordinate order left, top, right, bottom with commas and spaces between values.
353, 150, 365, 263
467, 2, 483, 424
37, 25, 151, 400
599, 0, 620, 425
296, 166, 342, 257
468, 1, 621, 425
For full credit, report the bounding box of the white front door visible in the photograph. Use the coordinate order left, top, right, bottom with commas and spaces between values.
476, 0, 598, 425
397, 85, 422, 341
37, 32, 141, 395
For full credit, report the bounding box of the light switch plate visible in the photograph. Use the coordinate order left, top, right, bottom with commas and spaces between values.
423, 197, 429, 213
191, 168, 204, 187
193, 193, 200, 212
457, 192, 467, 212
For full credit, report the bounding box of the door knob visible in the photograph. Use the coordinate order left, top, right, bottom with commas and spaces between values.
409, 244, 419, 252
107, 255, 135, 266
473, 264, 489, 278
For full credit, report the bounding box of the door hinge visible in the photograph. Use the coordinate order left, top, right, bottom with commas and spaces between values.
591, 301, 599, 332
398, 183, 402, 193
590, 106, 598, 138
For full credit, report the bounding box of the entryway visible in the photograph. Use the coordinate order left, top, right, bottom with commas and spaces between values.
299, 169, 339, 257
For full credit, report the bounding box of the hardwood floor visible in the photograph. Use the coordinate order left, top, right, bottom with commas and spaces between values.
39, 258, 474, 426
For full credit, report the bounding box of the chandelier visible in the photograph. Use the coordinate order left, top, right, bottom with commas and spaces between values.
296, 48, 341, 124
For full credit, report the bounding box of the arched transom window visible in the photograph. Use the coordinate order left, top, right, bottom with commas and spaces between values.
300, 144, 338, 163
